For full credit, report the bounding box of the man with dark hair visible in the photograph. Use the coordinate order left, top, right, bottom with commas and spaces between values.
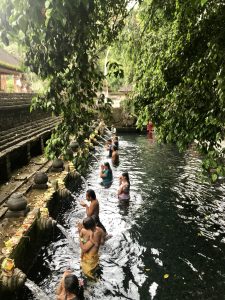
105, 139, 113, 157
80, 189, 106, 233
86, 189, 96, 200
112, 145, 119, 166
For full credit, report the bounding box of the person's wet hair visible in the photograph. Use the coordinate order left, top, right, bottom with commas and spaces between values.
83, 217, 96, 230
64, 274, 79, 296
122, 172, 130, 187
86, 189, 96, 199
91, 215, 97, 224
112, 145, 118, 151
104, 162, 111, 169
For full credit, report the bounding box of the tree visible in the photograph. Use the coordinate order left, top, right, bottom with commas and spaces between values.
117, 0, 225, 180
0, 0, 135, 158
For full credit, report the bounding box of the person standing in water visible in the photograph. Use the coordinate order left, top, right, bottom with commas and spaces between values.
105, 139, 113, 158
79, 217, 104, 280
113, 136, 119, 149
147, 120, 154, 139
80, 189, 106, 233
111, 125, 116, 134
147, 120, 154, 133
56, 270, 84, 300
79, 216, 105, 259
112, 145, 119, 166
118, 172, 130, 201
99, 162, 113, 187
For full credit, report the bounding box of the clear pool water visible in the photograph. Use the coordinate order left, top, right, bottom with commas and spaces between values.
19, 134, 225, 300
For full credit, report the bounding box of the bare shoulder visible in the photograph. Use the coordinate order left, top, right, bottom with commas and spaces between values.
80, 228, 85, 235
94, 229, 103, 242
96, 226, 104, 235
93, 199, 99, 209
91, 199, 98, 206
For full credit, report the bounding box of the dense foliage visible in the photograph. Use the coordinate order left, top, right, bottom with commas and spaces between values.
0, 0, 135, 158
2, 0, 225, 180
115, 0, 225, 180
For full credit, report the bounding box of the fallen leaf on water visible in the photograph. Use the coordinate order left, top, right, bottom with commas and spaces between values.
164, 274, 169, 279
145, 268, 151, 271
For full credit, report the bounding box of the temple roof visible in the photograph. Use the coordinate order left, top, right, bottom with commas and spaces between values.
0, 48, 22, 75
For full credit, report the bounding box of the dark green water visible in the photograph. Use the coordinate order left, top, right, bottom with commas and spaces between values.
21, 134, 225, 299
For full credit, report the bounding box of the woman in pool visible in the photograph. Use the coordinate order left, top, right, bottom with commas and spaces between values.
56, 270, 84, 300
118, 172, 130, 201
99, 162, 113, 187
79, 216, 105, 258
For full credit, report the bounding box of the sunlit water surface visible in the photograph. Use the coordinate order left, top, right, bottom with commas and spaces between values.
18, 134, 225, 300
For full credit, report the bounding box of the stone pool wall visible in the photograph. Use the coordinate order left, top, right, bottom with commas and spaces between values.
0, 122, 105, 298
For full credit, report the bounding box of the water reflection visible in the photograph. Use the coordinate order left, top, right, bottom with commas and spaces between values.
19, 134, 225, 299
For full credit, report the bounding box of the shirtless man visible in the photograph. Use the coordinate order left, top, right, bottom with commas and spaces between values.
79, 216, 104, 279
80, 189, 106, 233
111, 145, 119, 166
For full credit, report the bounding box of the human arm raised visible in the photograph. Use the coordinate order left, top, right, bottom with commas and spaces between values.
80, 200, 98, 217
117, 182, 125, 195
99, 165, 107, 178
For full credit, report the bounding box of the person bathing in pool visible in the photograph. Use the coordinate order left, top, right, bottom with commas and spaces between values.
112, 145, 119, 166
118, 172, 130, 201
79, 216, 105, 258
99, 162, 113, 187
56, 270, 84, 300
79, 216, 105, 280
80, 189, 107, 233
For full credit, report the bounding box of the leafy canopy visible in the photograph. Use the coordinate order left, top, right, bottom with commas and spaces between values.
115, 0, 225, 181
0, 0, 134, 158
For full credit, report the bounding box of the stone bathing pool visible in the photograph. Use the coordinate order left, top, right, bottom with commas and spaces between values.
17, 134, 225, 299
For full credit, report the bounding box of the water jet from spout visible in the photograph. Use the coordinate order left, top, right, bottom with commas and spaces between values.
56, 224, 76, 250
90, 153, 100, 163
96, 140, 104, 147
25, 279, 51, 300
80, 176, 89, 190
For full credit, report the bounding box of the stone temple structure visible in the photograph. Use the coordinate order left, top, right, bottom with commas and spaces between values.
0, 48, 61, 183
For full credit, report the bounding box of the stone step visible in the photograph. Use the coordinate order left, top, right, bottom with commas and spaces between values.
0, 118, 61, 153
0, 93, 35, 106
0, 117, 55, 143
0, 101, 31, 107
0, 93, 35, 99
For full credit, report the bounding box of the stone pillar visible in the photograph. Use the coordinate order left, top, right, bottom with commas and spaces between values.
27, 142, 31, 162
40, 137, 45, 153
13, 74, 17, 92
6, 154, 11, 180
0, 74, 2, 91
0, 75, 7, 91
14, 74, 22, 92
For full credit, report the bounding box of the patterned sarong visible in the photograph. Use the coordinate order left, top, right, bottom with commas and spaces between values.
81, 252, 99, 280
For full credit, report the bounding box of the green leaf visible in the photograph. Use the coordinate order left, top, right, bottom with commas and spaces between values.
201, 0, 208, 6
211, 174, 218, 182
